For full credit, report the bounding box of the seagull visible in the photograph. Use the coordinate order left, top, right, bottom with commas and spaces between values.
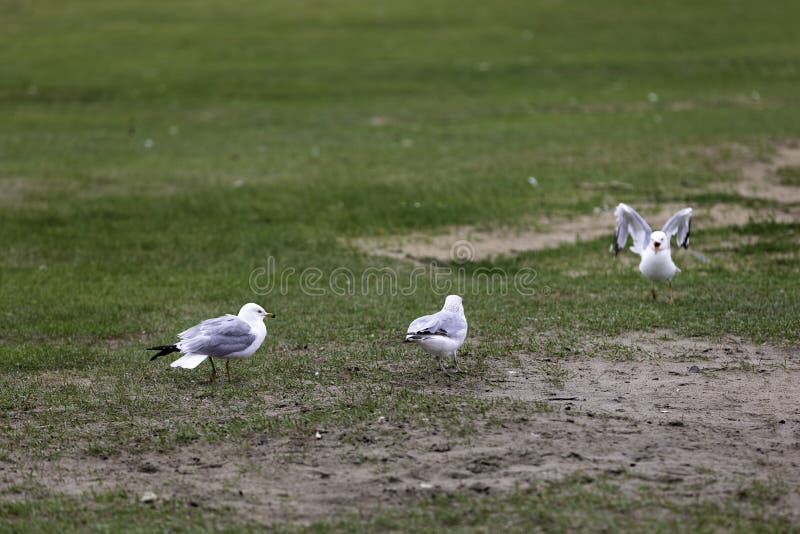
613, 203, 692, 302
148, 303, 275, 382
404, 295, 468, 374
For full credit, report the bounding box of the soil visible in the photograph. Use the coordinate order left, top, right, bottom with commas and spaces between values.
733, 142, 800, 203
4, 332, 798, 524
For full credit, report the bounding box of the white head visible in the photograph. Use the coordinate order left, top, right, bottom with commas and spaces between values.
442, 295, 463, 313
650, 230, 668, 252
238, 302, 275, 322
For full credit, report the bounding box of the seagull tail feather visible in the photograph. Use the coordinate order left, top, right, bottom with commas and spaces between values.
170, 354, 209, 369
147, 344, 180, 361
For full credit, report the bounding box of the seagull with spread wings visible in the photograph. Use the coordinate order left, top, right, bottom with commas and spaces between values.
148, 303, 275, 382
404, 295, 468, 375
613, 203, 692, 302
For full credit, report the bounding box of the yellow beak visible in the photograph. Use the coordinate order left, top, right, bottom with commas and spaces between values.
266, 312, 276, 318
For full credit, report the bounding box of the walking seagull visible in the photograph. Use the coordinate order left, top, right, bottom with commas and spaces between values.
404, 295, 468, 374
148, 303, 275, 381
613, 203, 692, 302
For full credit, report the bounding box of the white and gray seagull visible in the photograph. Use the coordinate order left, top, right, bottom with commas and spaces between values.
148, 303, 275, 382
613, 203, 692, 302
404, 295, 468, 375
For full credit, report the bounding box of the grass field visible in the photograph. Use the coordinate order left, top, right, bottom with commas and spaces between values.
2, 0, 800, 531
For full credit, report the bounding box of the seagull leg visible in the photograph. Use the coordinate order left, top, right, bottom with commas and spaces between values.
225, 360, 231, 381
437, 354, 448, 374
452, 351, 463, 373
651, 285, 658, 301
669, 281, 674, 304
209, 357, 217, 383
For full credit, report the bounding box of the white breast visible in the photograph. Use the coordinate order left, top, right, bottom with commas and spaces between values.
639, 249, 678, 282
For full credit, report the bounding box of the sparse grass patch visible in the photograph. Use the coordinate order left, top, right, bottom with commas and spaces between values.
0, 489, 246, 532
537, 361, 570, 390
777, 166, 800, 186
594, 342, 650, 361
305, 475, 797, 533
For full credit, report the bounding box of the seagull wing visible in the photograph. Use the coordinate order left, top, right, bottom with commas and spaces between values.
405, 313, 445, 341
405, 311, 466, 341
614, 203, 652, 256
177, 315, 256, 357
661, 207, 692, 249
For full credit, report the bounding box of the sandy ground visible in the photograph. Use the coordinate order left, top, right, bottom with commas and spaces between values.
4, 332, 797, 524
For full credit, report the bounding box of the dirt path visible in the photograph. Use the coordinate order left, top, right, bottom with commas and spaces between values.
354, 142, 800, 262
6, 332, 797, 524
734, 142, 800, 203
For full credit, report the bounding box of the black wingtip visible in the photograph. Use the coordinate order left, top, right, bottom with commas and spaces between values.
612, 230, 621, 256
147, 344, 179, 360
681, 221, 691, 249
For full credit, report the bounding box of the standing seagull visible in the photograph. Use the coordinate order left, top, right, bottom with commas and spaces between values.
148, 303, 275, 382
404, 295, 468, 375
613, 203, 692, 302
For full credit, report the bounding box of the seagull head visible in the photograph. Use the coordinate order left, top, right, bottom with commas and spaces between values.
443, 295, 463, 313
239, 303, 276, 322
650, 230, 667, 252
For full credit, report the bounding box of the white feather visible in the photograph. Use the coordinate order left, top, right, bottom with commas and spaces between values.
170, 354, 209, 369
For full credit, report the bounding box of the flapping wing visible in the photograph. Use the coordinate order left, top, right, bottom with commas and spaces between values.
661, 207, 692, 249
614, 203, 652, 256
177, 315, 255, 356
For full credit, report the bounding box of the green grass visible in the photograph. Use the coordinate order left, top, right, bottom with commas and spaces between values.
2, 477, 794, 533
308, 476, 797, 533
2, 0, 800, 530
777, 166, 800, 186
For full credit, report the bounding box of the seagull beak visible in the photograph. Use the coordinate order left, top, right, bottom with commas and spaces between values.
266, 312, 276, 318
654, 242, 660, 250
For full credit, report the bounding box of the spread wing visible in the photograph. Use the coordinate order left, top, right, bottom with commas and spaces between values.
614, 203, 652, 256
661, 207, 692, 249
177, 315, 255, 356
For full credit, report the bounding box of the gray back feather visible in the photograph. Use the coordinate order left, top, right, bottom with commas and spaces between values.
178, 315, 255, 356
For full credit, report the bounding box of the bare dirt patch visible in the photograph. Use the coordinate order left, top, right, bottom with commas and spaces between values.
354, 140, 800, 262
487, 331, 799, 506
4, 333, 798, 524
354, 203, 796, 262
535, 96, 770, 115
0, 177, 51, 208
733, 142, 800, 203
